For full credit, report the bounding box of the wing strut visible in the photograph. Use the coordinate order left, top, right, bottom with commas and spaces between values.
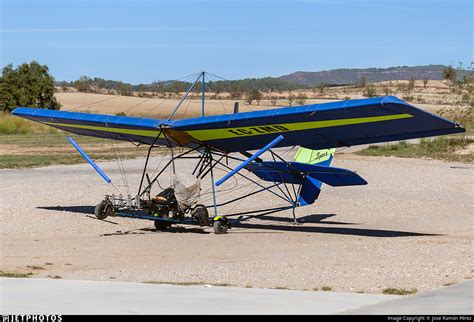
215, 135, 284, 186
67, 136, 111, 183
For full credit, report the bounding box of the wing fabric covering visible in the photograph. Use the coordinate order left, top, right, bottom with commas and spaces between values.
11, 108, 169, 145
12, 96, 465, 151
170, 96, 465, 152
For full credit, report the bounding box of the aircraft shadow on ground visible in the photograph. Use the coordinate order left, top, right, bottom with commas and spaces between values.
37, 205, 119, 225
37, 205, 208, 234
252, 214, 356, 225
232, 217, 439, 238
37, 206, 439, 238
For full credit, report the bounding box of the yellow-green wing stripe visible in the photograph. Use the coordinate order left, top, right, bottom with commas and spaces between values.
42, 121, 162, 137
186, 113, 413, 141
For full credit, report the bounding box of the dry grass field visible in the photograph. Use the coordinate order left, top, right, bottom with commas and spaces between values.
54, 92, 331, 119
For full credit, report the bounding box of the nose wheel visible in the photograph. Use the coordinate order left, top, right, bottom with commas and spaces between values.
213, 216, 230, 234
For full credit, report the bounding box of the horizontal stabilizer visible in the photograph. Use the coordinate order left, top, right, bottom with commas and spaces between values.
245, 161, 367, 187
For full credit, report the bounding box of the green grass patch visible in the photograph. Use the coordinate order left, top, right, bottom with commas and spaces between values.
0, 132, 161, 169
357, 136, 473, 163
0, 154, 117, 169
321, 286, 333, 291
0, 271, 32, 278
436, 106, 473, 135
26, 265, 46, 270
382, 287, 417, 295
145, 281, 233, 287
0, 133, 107, 146
145, 281, 206, 286
0, 113, 59, 135
47, 275, 62, 279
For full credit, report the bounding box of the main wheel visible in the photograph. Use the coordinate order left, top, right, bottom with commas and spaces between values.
94, 202, 113, 220
154, 220, 171, 231
213, 219, 229, 234
191, 205, 210, 226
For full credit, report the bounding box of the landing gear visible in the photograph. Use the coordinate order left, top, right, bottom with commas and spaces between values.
191, 205, 210, 227
291, 206, 301, 225
154, 220, 171, 231
213, 216, 230, 234
94, 201, 115, 220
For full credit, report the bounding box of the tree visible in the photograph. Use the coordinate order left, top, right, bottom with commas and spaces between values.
357, 77, 367, 88
116, 82, 133, 96
171, 81, 186, 95
246, 89, 262, 105
382, 86, 392, 96
363, 85, 377, 98
317, 82, 326, 95
296, 93, 307, 105
215, 82, 223, 96
407, 77, 416, 92
73, 76, 92, 92
245, 93, 253, 105
443, 65, 457, 82
287, 93, 295, 106
423, 78, 429, 88
270, 96, 278, 106
0, 61, 60, 112
151, 81, 165, 96
230, 82, 242, 99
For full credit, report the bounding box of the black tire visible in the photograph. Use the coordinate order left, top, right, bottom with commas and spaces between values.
154, 220, 170, 231
213, 220, 228, 234
191, 205, 210, 227
94, 202, 113, 220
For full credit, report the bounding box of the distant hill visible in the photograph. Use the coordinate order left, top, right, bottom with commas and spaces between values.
56, 64, 470, 93
280, 65, 452, 86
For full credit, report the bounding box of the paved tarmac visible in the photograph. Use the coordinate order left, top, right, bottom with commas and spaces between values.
342, 280, 473, 315
1, 278, 472, 315
1, 278, 394, 315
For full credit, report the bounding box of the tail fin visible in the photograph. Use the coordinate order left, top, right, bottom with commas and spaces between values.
295, 147, 335, 206
294, 147, 335, 166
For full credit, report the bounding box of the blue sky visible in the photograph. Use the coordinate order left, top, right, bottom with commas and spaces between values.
1, 0, 472, 83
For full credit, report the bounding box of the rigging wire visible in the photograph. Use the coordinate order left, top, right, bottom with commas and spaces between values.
207, 73, 228, 115
141, 96, 170, 118
113, 140, 131, 197
178, 93, 194, 119
119, 97, 153, 115
167, 72, 204, 120
64, 95, 121, 112
203, 72, 259, 113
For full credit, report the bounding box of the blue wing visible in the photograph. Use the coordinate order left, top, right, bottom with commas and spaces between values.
12, 96, 465, 152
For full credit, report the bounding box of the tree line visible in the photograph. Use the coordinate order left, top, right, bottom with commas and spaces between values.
57, 75, 307, 97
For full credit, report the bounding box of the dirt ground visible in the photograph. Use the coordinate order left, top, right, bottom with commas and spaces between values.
1, 150, 472, 294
